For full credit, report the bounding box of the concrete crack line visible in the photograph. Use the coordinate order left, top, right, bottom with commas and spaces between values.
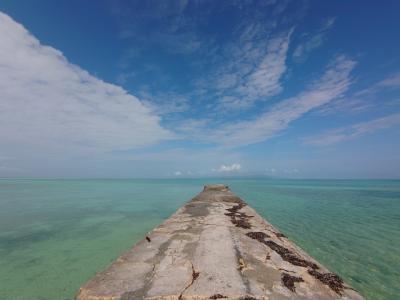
178, 261, 200, 300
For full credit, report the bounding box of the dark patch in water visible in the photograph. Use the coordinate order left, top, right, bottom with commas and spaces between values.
308, 269, 344, 295
281, 272, 304, 292
0, 228, 59, 253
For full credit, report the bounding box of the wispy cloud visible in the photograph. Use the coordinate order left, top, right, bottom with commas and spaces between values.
216, 30, 293, 110
303, 113, 400, 146
237, 31, 292, 100
316, 73, 400, 116
355, 73, 400, 97
293, 17, 336, 62
110, 0, 198, 55
140, 91, 190, 115
0, 13, 172, 157
206, 55, 356, 146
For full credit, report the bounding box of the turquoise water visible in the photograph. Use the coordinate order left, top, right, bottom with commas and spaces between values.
0, 179, 399, 299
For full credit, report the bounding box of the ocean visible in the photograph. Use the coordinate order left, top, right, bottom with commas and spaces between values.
0, 179, 399, 299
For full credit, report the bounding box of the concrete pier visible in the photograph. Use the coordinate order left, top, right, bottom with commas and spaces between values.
75, 184, 364, 300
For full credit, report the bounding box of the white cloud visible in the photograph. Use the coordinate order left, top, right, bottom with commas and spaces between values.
0, 12, 173, 157
173, 171, 182, 176
213, 163, 241, 172
303, 113, 400, 146
206, 56, 356, 146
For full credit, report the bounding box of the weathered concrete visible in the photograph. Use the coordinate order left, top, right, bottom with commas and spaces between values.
75, 184, 364, 300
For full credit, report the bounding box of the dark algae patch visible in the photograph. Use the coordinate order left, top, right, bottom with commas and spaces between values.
245, 230, 319, 270
246, 231, 270, 241
226, 203, 246, 213
209, 294, 227, 299
281, 273, 304, 292
308, 269, 344, 295
231, 218, 252, 229
264, 240, 319, 269
145, 236, 151, 242
225, 203, 253, 229
275, 232, 286, 238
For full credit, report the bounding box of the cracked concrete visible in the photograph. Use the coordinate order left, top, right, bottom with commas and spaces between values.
75, 184, 365, 300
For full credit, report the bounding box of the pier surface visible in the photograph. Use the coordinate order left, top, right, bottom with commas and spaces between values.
76, 184, 364, 300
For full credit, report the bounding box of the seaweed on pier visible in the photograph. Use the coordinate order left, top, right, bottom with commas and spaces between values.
224, 212, 236, 217
225, 203, 252, 229
245, 231, 319, 269
264, 240, 319, 269
275, 232, 286, 238
209, 294, 227, 299
231, 218, 252, 229
238, 257, 246, 271
308, 269, 344, 295
238, 212, 254, 218
246, 231, 270, 242
226, 203, 246, 213
239, 297, 258, 300
281, 273, 304, 292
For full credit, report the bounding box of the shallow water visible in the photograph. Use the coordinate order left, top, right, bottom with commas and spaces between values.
0, 179, 399, 299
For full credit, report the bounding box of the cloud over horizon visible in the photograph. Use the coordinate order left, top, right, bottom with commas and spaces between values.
213, 163, 242, 173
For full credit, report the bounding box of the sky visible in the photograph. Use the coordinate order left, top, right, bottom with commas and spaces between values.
0, 0, 400, 179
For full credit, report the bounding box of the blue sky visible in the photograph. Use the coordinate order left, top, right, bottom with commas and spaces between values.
0, 0, 400, 178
